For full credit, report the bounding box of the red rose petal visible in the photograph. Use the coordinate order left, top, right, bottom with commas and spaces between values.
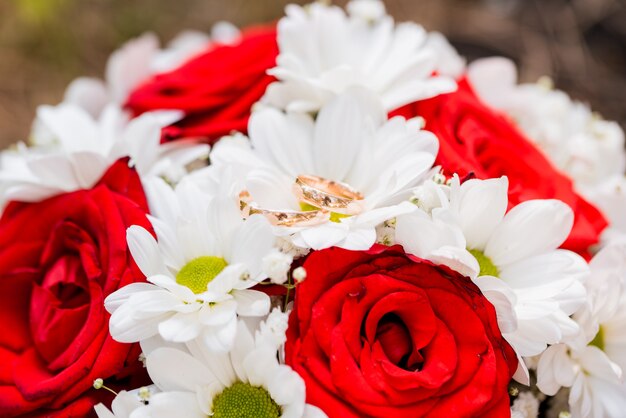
391, 79, 608, 257
286, 245, 516, 417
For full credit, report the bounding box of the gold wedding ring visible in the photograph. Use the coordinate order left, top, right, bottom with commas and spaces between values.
239, 191, 329, 227
293, 174, 364, 215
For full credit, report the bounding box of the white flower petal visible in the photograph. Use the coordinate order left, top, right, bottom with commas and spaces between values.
474, 276, 517, 334
233, 290, 271, 317
313, 89, 382, 181
94, 404, 116, 418
246, 169, 299, 210
267, 365, 305, 407
198, 300, 237, 326
296, 222, 350, 250
229, 321, 256, 382
158, 311, 203, 342
429, 246, 480, 279
467, 57, 517, 109
37, 104, 99, 153
243, 348, 279, 387
229, 215, 275, 278
63, 77, 109, 117
127, 226, 169, 278
200, 316, 238, 352
130, 392, 205, 418
485, 199, 574, 266
185, 338, 236, 387
249, 109, 315, 178
458, 176, 509, 250
146, 347, 214, 392
500, 250, 588, 294
336, 226, 377, 251
304, 404, 329, 418
106, 33, 159, 104
396, 210, 466, 258
108, 289, 182, 343
104, 282, 159, 313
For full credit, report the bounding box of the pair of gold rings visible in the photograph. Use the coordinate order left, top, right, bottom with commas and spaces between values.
240, 174, 364, 226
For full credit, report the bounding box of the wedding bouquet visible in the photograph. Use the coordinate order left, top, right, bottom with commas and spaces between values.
1, 1, 625, 417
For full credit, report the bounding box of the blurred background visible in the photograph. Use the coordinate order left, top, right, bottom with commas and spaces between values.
0, 0, 624, 148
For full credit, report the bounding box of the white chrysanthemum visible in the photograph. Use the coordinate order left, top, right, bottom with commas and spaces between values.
467, 57, 626, 191
574, 241, 626, 367
262, 0, 456, 113
395, 175, 589, 381
129, 321, 326, 418
105, 178, 276, 352
62, 24, 238, 119
539, 343, 626, 418
536, 242, 626, 418
210, 89, 436, 250
0, 104, 208, 203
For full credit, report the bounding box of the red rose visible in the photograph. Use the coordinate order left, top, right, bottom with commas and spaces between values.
391, 78, 607, 255
126, 26, 278, 144
0, 160, 152, 417
286, 245, 517, 418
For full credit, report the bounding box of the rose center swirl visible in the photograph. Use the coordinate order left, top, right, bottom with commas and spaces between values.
375, 313, 423, 371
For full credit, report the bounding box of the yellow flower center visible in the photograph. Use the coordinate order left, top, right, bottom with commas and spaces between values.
212, 381, 281, 418
589, 326, 605, 351
468, 249, 499, 277
175, 256, 228, 294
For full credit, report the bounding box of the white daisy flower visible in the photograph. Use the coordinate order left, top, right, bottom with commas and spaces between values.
536, 242, 626, 418
130, 321, 326, 418
537, 242, 626, 418
105, 178, 275, 352
574, 241, 626, 367
538, 343, 626, 418
0, 104, 208, 203
395, 175, 589, 381
467, 57, 626, 191
210, 88, 437, 250
262, 0, 456, 113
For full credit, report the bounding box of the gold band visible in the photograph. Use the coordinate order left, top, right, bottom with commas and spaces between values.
239, 191, 329, 227
293, 174, 364, 215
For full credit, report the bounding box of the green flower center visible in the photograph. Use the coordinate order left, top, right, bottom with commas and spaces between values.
468, 249, 499, 277
300, 202, 349, 223
212, 381, 281, 418
589, 326, 605, 351
176, 256, 228, 294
